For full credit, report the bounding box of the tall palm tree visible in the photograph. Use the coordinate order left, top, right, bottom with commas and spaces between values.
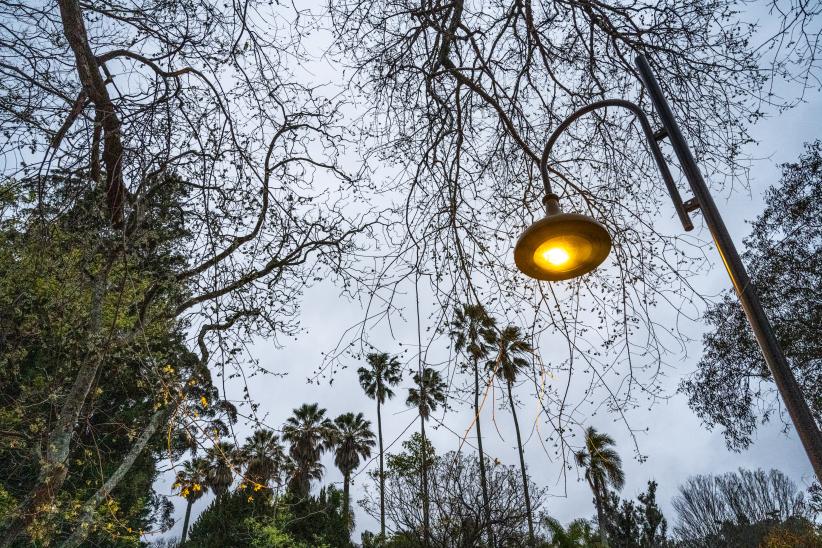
332, 412, 376, 532
357, 351, 402, 538
406, 367, 446, 547
449, 303, 496, 547
241, 429, 286, 493
281, 403, 335, 497
204, 441, 238, 502
488, 324, 535, 546
575, 427, 625, 547
174, 457, 209, 543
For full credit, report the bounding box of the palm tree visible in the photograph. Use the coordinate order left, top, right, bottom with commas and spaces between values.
406, 367, 446, 547
282, 455, 324, 498
449, 303, 496, 547
332, 412, 376, 532
487, 324, 535, 545
174, 457, 209, 543
575, 427, 625, 547
544, 517, 597, 548
204, 441, 238, 502
281, 403, 335, 497
241, 429, 286, 493
357, 351, 402, 538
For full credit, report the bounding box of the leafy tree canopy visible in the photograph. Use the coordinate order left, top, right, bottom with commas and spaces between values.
682, 141, 822, 449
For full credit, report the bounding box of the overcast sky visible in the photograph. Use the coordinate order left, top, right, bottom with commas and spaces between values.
149, 2, 821, 544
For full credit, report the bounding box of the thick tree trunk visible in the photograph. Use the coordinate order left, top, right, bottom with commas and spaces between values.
57, 0, 127, 223
377, 398, 386, 538
60, 408, 167, 548
420, 416, 431, 548
474, 359, 494, 547
507, 381, 534, 546
181, 498, 193, 544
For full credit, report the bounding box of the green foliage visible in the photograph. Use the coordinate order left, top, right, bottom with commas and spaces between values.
0, 174, 241, 545
601, 481, 669, 548
543, 517, 599, 548
0, 488, 16, 532
358, 353, 403, 404
184, 491, 270, 547
281, 487, 351, 547
406, 368, 446, 420
249, 521, 319, 548
385, 433, 436, 477
0, 174, 200, 544
282, 403, 336, 496
184, 486, 349, 548
333, 412, 376, 478
485, 324, 532, 386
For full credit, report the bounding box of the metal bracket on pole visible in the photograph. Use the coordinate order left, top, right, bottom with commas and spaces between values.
683, 197, 700, 213
653, 128, 668, 142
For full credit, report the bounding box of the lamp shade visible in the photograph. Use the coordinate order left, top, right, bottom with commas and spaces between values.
514, 212, 612, 281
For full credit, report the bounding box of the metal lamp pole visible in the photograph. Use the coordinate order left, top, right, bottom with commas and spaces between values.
635, 55, 822, 480
538, 54, 822, 480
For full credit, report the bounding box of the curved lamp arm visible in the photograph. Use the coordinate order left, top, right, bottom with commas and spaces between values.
540, 99, 694, 231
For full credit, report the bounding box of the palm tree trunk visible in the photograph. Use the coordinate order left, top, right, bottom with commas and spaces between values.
590, 478, 608, 547
420, 416, 431, 548
507, 381, 534, 546
474, 359, 494, 547
343, 471, 351, 532
377, 398, 386, 539
181, 498, 194, 543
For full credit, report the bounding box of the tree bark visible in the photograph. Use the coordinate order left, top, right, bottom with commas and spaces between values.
57, 0, 127, 223
420, 416, 431, 548
60, 408, 168, 548
181, 498, 193, 545
377, 397, 386, 539
507, 381, 534, 546
475, 359, 494, 547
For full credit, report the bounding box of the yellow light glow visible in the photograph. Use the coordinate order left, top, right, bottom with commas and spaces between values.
514, 212, 612, 281
543, 246, 570, 266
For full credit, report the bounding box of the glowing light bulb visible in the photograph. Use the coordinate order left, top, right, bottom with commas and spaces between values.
543, 246, 570, 266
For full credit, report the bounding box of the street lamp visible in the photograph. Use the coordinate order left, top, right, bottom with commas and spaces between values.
516, 54, 822, 481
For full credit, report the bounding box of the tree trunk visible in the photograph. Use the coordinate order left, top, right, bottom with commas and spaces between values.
475, 359, 494, 547
181, 498, 194, 544
420, 416, 431, 548
57, 0, 127, 223
507, 381, 534, 546
590, 477, 609, 547
0, 0, 127, 540
377, 397, 386, 539
343, 471, 351, 532
0, 270, 110, 548
60, 408, 168, 548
